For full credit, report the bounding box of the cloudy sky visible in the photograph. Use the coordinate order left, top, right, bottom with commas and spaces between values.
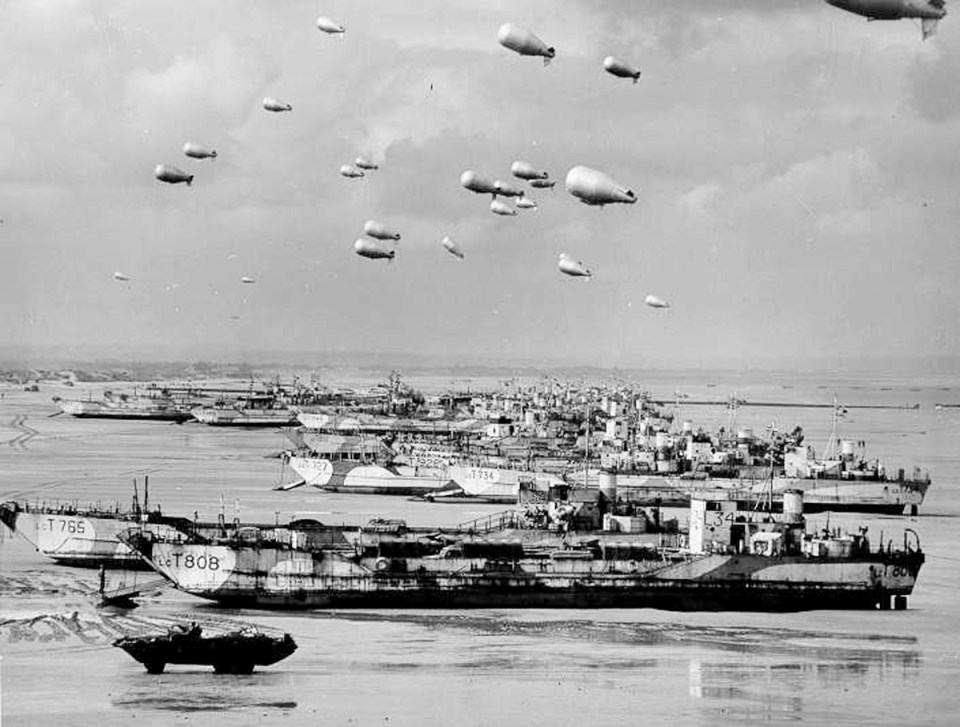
2, 1, 959, 369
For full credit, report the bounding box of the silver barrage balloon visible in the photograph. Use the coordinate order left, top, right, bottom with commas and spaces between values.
263, 97, 293, 112
183, 142, 217, 160
516, 197, 538, 210
316, 16, 345, 34
498, 23, 555, 64
340, 165, 365, 178
825, 0, 946, 39
113, 271, 130, 281
511, 160, 549, 180
354, 238, 395, 260
603, 56, 641, 84
240, 276, 256, 284
154, 164, 193, 186
441, 235, 465, 259
461, 170, 499, 196
493, 180, 524, 198
644, 294, 670, 309
529, 178, 556, 189
363, 220, 401, 241
490, 200, 517, 216
558, 253, 592, 278
565, 166, 637, 206
355, 156, 379, 170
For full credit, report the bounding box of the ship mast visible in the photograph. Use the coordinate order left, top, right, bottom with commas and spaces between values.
822, 395, 845, 461
584, 401, 590, 489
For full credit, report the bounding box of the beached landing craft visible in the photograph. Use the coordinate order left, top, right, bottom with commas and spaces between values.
0, 483, 192, 568
283, 451, 458, 497
121, 491, 923, 612
445, 464, 565, 503
612, 470, 930, 516
54, 390, 194, 422
191, 395, 299, 426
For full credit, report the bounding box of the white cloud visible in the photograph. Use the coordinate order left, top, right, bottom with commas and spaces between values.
676, 184, 722, 215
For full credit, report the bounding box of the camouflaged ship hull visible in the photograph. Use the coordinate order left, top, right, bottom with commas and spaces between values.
127, 536, 924, 613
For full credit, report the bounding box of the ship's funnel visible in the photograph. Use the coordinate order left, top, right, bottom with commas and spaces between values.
599, 470, 618, 503
840, 439, 856, 460
783, 489, 804, 523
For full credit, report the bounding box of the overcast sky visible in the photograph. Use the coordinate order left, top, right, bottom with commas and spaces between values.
2, 1, 958, 369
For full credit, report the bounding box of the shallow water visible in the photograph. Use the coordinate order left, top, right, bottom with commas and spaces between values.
1, 373, 959, 726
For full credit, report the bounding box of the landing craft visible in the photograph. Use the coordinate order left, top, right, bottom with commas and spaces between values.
113, 272, 130, 282
558, 253, 592, 278
154, 164, 193, 186
493, 180, 524, 198
240, 276, 256, 284
355, 157, 378, 170
441, 235, 465, 259
603, 56, 641, 84
644, 294, 670, 309
316, 16, 345, 34
490, 200, 517, 216
825, 0, 946, 38
511, 160, 549, 180
565, 166, 636, 206
363, 220, 401, 241
530, 178, 556, 189
516, 197, 538, 210
461, 170, 499, 197
183, 142, 217, 160
340, 165, 365, 178
263, 97, 293, 112
498, 24, 555, 64
354, 238, 395, 260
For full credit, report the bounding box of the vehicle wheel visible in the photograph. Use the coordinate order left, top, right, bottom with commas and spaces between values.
145, 661, 165, 674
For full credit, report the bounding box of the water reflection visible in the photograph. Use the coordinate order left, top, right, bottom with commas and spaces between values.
686, 635, 920, 724
111, 672, 298, 713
